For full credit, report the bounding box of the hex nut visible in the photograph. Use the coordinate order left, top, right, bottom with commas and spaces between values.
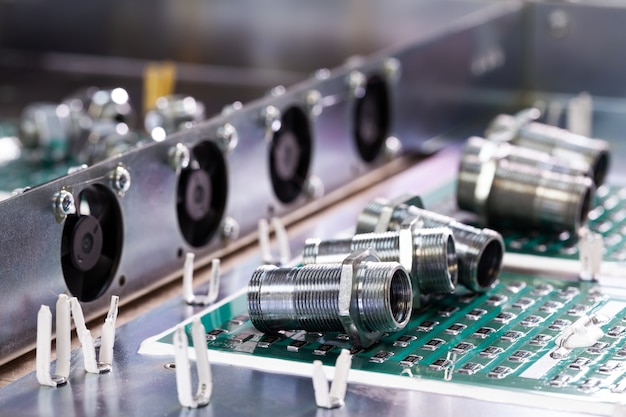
339, 249, 382, 348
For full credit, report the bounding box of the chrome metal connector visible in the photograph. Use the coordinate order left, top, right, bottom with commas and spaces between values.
457, 143, 595, 233
357, 196, 503, 293
248, 249, 412, 348
302, 227, 457, 298
486, 109, 610, 186
464, 136, 592, 181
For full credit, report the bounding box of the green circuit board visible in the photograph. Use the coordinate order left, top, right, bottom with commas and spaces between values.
160, 271, 626, 403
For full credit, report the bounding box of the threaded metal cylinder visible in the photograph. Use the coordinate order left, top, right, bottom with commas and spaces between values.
487, 113, 610, 186
465, 136, 592, 180
247, 259, 412, 345
356, 199, 503, 293
411, 228, 458, 294
457, 153, 595, 233
302, 227, 457, 295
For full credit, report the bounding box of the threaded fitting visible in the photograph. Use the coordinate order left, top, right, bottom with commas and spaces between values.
457, 151, 595, 233
357, 198, 503, 293
302, 227, 457, 298
465, 136, 592, 180
486, 113, 610, 186
248, 249, 412, 348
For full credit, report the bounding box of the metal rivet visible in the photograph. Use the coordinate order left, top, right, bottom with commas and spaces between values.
53, 190, 76, 218
110, 165, 131, 196
217, 123, 238, 152
169, 143, 191, 171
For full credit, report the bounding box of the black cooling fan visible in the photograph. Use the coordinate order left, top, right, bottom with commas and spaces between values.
353, 74, 390, 163
177, 141, 227, 247
269, 106, 312, 203
61, 185, 123, 302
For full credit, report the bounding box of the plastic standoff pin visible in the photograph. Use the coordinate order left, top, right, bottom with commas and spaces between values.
312, 349, 351, 409
70, 296, 118, 374
258, 217, 291, 265
183, 253, 221, 305
174, 318, 212, 408
578, 227, 604, 281
36, 295, 71, 387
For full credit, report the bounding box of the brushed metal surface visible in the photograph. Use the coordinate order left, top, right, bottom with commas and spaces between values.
0, 0, 522, 364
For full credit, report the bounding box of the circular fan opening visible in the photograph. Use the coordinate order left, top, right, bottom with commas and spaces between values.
353, 74, 391, 163
269, 106, 312, 204
61, 185, 123, 302
177, 141, 228, 247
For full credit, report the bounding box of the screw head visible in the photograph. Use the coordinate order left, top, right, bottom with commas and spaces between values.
217, 123, 238, 152
348, 71, 366, 99
304, 175, 324, 200
110, 165, 131, 196
53, 190, 76, 218
261, 106, 282, 140
314, 68, 331, 80
221, 216, 240, 242
305, 90, 323, 118
169, 143, 191, 171
383, 58, 402, 83
383, 136, 403, 160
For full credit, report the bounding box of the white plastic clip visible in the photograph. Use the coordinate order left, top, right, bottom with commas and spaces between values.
36, 295, 71, 387
312, 349, 351, 409
183, 252, 221, 305
174, 318, 212, 408
258, 217, 291, 265
579, 227, 604, 281
552, 314, 607, 360
70, 297, 114, 374
546, 100, 563, 127
567, 91, 593, 137
99, 295, 119, 366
